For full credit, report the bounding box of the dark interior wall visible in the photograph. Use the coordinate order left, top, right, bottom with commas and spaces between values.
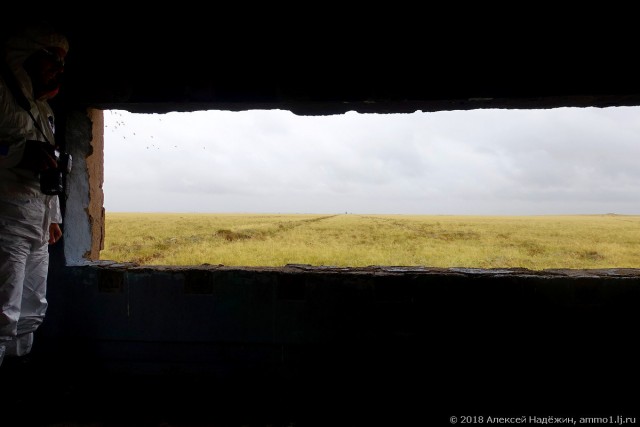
39, 264, 640, 420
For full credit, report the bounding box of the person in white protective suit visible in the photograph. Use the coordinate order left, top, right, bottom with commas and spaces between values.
0, 24, 69, 368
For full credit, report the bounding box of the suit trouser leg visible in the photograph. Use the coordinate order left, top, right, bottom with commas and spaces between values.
14, 242, 49, 355
0, 234, 31, 365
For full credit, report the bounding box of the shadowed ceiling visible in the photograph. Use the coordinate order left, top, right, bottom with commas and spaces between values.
5, 8, 640, 115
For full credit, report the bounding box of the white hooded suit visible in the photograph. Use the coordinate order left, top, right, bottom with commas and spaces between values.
0, 26, 68, 366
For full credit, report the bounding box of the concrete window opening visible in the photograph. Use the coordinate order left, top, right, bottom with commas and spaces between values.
86, 107, 640, 269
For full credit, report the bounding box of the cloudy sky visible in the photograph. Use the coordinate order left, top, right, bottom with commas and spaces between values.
103, 106, 640, 215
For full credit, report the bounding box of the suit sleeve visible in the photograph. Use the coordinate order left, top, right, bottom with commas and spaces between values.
0, 82, 29, 169
48, 195, 62, 224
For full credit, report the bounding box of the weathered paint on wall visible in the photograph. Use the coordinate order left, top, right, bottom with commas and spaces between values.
62, 108, 104, 264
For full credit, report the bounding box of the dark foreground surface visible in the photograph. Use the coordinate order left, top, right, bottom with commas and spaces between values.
2, 340, 639, 427
1, 348, 425, 427
1, 340, 426, 427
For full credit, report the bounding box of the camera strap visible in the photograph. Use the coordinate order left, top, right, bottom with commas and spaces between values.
0, 55, 54, 146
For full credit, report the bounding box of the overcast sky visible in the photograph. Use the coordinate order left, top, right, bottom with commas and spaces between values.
103, 106, 640, 215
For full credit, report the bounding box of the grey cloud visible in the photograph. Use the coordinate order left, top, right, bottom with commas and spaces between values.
103, 107, 640, 214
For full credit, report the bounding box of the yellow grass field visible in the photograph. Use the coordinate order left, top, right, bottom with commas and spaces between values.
100, 213, 640, 269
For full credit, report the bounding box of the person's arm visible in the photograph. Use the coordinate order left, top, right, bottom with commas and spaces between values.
49, 222, 62, 245
17, 139, 58, 172
1, 78, 59, 172
0, 83, 27, 169
47, 195, 63, 245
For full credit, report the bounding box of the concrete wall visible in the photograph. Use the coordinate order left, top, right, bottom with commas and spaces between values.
62, 108, 104, 264
38, 263, 640, 416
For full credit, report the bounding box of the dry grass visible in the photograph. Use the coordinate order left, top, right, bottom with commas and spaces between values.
100, 213, 640, 269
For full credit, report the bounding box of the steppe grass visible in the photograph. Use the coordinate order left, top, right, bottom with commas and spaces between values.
101, 213, 640, 269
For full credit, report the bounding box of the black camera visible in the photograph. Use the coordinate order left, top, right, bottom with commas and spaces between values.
39, 149, 72, 196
